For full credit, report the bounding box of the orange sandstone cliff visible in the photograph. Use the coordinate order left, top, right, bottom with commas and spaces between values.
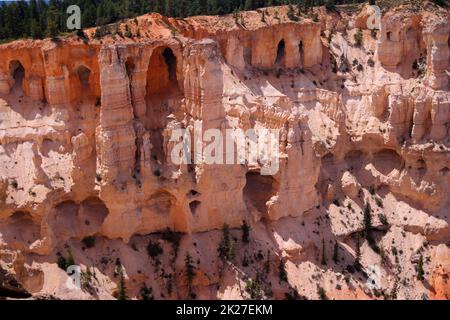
0, 3, 449, 300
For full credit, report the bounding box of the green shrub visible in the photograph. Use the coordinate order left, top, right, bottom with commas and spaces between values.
218, 224, 235, 261
245, 277, 264, 300
354, 28, 363, 47
147, 240, 163, 259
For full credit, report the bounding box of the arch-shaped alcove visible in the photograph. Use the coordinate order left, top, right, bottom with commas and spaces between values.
275, 39, 286, 67
71, 64, 99, 104
146, 46, 179, 97
0, 211, 40, 250
243, 171, 278, 216
9, 60, 25, 93
143, 189, 188, 231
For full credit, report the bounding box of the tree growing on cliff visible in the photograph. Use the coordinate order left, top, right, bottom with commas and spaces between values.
241, 220, 250, 244
354, 233, 361, 270
185, 252, 196, 298
114, 258, 127, 300
218, 224, 235, 261
278, 259, 288, 282
354, 28, 363, 47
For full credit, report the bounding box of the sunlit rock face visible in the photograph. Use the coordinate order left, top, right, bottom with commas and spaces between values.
0, 4, 449, 300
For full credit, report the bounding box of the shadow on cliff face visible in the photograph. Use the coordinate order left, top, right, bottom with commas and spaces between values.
0, 211, 40, 251
9, 60, 24, 93
372, 149, 404, 176
243, 172, 278, 218
47, 197, 109, 243
145, 46, 182, 166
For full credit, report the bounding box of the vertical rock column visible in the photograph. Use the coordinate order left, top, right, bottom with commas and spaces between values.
424, 21, 449, 90
96, 46, 136, 185
183, 39, 247, 231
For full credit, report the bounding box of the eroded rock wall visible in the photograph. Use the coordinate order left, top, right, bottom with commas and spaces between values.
0, 4, 449, 300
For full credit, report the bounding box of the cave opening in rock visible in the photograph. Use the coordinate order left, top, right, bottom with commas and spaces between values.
162, 48, 177, 83
244, 172, 278, 216
275, 39, 286, 67
372, 149, 404, 176
9, 60, 25, 91
145, 46, 181, 165
386, 31, 392, 41
298, 40, 304, 68
75, 65, 94, 101
0, 211, 40, 249
189, 200, 201, 216
77, 65, 91, 88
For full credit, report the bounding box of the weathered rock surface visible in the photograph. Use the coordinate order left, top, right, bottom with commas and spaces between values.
0, 3, 449, 300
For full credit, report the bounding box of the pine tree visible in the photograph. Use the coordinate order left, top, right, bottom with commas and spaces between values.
118, 271, 127, 300
363, 202, 372, 239
241, 220, 250, 244
278, 259, 288, 282
218, 223, 235, 261
115, 259, 127, 300
30, 19, 42, 39
46, 7, 59, 38
416, 254, 425, 281
354, 233, 361, 270
244, 0, 253, 11
184, 252, 196, 298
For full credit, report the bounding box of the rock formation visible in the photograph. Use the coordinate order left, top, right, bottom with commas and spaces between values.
0, 3, 449, 300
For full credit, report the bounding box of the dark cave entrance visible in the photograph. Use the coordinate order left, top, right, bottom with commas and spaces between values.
77, 65, 91, 88
145, 46, 181, 167
299, 40, 304, 68
275, 39, 286, 67
9, 60, 25, 91
162, 48, 177, 84
243, 172, 278, 216
76, 65, 93, 100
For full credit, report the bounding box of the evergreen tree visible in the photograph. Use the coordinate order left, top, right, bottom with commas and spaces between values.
278, 259, 288, 282
363, 202, 372, 239
184, 252, 196, 297
354, 233, 361, 270
241, 220, 250, 244
46, 6, 59, 38
0, 0, 404, 42
244, 0, 253, 10
30, 19, 42, 39
218, 223, 235, 261
333, 240, 339, 263
115, 259, 127, 300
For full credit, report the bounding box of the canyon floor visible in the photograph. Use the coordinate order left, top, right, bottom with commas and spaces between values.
0, 2, 450, 300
